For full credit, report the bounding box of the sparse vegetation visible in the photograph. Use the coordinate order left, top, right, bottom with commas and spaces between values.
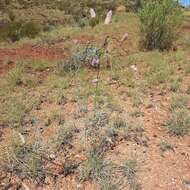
170, 93, 188, 111
0, 99, 26, 127
159, 140, 174, 152
51, 123, 75, 152
0, 22, 41, 42
0, 1, 190, 189
0, 131, 45, 181
167, 108, 190, 136
57, 44, 103, 75
121, 158, 141, 190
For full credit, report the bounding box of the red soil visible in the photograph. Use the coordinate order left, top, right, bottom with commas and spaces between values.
0, 45, 65, 75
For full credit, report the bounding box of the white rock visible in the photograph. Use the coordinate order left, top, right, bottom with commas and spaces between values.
22, 183, 30, 190
130, 65, 137, 71
49, 154, 56, 159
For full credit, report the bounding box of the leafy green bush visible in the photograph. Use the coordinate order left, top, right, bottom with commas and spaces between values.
139, 0, 182, 50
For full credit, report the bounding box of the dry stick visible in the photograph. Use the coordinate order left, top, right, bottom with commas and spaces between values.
94, 36, 109, 110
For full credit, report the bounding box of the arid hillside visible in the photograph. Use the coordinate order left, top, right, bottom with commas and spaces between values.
0, 1, 190, 190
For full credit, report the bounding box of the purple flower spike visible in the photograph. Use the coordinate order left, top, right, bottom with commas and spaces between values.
91, 58, 100, 67
121, 32, 129, 42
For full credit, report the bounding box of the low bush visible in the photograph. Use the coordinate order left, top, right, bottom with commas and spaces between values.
0, 132, 45, 181
57, 45, 103, 74
7, 66, 23, 86
170, 94, 188, 111
50, 123, 75, 152
0, 99, 26, 127
0, 22, 41, 42
167, 108, 190, 136
159, 140, 174, 152
139, 0, 182, 50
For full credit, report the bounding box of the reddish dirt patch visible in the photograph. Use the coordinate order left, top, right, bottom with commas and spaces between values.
0, 45, 65, 75
182, 24, 190, 33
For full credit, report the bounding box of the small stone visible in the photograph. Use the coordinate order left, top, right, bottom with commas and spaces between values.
130, 65, 137, 71
22, 183, 30, 190
49, 154, 56, 160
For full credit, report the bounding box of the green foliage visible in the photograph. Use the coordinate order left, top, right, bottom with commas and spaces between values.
23, 59, 53, 72
0, 99, 26, 127
167, 108, 190, 136
123, 159, 137, 181
169, 77, 181, 92
80, 150, 119, 190
0, 133, 45, 181
170, 94, 188, 111
139, 0, 182, 50
80, 150, 104, 181
7, 66, 23, 86
57, 45, 103, 74
6, 62, 39, 87
167, 93, 190, 136
145, 57, 175, 87
159, 140, 174, 152
112, 116, 127, 129
51, 123, 75, 152
0, 22, 41, 42
121, 158, 141, 190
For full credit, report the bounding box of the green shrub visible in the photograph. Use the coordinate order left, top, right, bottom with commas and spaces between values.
139, 0, 182, 50
0, 133, 45, 181
23, 59, 53, 72
0, 22, 41, 42
80, 150, 104, 181
159, 140, 174, 152
0, 99, 26, 127
57, 45, 103, 74
50, 123, 75, 152
79, 150, 118, 190
121, 158, 141, 190
170, 94, 188, 111
167, 108, 190, 136
6, 62, 40, 87
7, 67, 23, 86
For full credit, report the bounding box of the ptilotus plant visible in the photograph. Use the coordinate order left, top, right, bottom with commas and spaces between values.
60, 44, 103, 72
